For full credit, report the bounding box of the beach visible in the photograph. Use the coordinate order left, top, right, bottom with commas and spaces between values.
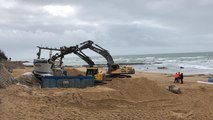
1, 0, 213, 119
0, 66, 213, 120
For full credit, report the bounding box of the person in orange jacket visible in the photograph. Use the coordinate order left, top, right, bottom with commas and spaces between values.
177, 72, 181, 83
174, 72, 180, 83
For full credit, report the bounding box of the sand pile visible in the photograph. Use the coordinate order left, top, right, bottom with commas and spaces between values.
11, 67, 32, 77
15, 72, 41, 88
103, 78, 172, 101
0, 77, 175, 120
0, 64, 14, 88
64, 68, 86, 76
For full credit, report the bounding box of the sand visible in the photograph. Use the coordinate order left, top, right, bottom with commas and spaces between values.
0, 67, 213, 120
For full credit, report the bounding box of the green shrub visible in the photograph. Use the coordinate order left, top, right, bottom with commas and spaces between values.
0, 49, 8, 61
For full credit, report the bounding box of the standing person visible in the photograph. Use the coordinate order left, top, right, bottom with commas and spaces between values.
174, 73, 180, 83
180, 73, 184, 84
177, 72, 181, 83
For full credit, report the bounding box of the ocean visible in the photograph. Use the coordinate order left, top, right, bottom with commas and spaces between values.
62, 52, 213, 75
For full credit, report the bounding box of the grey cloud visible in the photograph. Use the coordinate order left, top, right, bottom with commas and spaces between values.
0, 0, 213, 60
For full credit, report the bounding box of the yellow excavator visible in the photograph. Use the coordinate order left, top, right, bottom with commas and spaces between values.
78, 40, 135, 78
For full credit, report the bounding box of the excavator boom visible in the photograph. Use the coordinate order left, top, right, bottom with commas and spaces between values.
79, 40, 115, 73
73, 50, 95, 67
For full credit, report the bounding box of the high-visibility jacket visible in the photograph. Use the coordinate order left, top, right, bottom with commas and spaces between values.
174, 74, 180, 78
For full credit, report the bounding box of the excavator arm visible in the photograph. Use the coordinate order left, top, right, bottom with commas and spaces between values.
48, 46, 77, 68
50, 46, 77, 61
73, 49, 95, 67
49, 45, 95, 68
79, 40, 115, 73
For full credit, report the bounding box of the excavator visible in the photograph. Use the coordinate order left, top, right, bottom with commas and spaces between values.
48, 46, 105, 81
78, 40, 135, 77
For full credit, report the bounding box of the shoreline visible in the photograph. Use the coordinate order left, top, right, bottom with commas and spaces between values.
20, 59, 213, 76
11, 66, 212, 83
136, 70, 213, 76
14, 63, 213, 77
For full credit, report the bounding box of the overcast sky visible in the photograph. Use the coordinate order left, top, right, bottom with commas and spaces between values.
0, 0, 213, 60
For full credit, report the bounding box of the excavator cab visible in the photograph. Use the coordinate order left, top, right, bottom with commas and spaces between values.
86, 67, 98, 75
110, 64, 135, 75
111, 64, 120, 71
120, 66, 135, 74
86, 67, 105, 81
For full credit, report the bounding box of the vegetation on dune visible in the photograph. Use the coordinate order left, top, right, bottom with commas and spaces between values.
0, 49, 8, 61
